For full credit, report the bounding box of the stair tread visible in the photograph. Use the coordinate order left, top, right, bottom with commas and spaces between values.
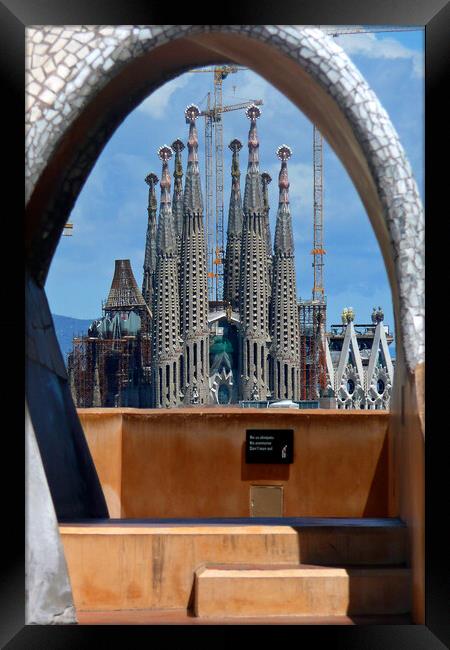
60, 516, 406, 528
197, 563, 410, 576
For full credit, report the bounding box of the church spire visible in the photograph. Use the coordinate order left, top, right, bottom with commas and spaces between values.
274, 145, 295, 255
243, 104, 264, 215
156, 145, 177, 255
224, 138, 243, 309
239, 105, 271, 401
151, 144, 182, 408
261, 171, 273, 292
142, 172, 158, 310
270, 145, 300, 401
171, 138, 185, 251
183, 104, 203, 216
179, 104, 210, 405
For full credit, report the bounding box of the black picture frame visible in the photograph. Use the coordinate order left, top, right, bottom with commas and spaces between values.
7, 0, 448, 646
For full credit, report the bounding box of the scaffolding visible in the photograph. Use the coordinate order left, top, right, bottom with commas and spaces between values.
69, 318, 151, 409
298, 299, 327, 400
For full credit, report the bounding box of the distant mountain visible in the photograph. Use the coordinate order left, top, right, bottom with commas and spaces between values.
52, 314, 94, 364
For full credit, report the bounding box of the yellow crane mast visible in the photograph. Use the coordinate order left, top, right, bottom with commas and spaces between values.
188, 65, 263, 303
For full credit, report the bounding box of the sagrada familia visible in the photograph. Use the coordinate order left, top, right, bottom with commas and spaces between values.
68, 103, 395, 410
146, 103, 300, 407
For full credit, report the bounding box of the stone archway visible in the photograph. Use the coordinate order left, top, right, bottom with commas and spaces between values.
25, 25, 424, 622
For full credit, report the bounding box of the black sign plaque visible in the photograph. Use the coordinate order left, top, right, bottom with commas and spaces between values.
245, 429, 294, 464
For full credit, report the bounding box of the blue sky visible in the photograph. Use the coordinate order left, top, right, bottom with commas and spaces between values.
46, 27, 424, 340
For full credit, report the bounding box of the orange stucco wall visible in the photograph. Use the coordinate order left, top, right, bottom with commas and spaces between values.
77, 411, 123, 517
388, 352, 425, 623
78, 408, 389, 519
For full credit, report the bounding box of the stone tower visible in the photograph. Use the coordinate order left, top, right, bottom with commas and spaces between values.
171, 138, 185, 265
239, 105, 271, 401
223, 138, 243, 311
180, 105, 210, 405
270, 145, 300, 400
142, 172, 158, 311
261, 171, 273, 294
151, 145, 183, 408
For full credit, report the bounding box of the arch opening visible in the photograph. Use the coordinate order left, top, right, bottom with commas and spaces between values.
25, 25, 425, 622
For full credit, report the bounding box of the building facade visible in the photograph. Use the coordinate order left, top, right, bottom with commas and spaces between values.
69, 104, 394, 409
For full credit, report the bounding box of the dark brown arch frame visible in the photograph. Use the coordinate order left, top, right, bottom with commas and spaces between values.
25, 30, 424, 622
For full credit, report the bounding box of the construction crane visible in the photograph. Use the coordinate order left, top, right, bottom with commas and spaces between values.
311, 24, 420, 300
304, 25, 418, 399
312, 124, 325, 301
188, 65, 263, 303
320, 25, 420, 37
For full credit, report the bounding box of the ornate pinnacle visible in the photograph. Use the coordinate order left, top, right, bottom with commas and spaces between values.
145, 172, 159, 187
185, 103, 200, 123
246, 104, 261, 121
229, 138, 243, 154
158, 144, 173, 162
171, 138, 185, 154
276, 144, 293, 162
171, 139, 184, 184
172, 139, 184, 181
145, 172, 159, 214
261, 172, 272, 211
229, 139, 242, 186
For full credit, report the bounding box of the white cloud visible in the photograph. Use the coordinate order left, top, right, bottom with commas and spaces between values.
336, 32, 424, 78
137, 74, 190, 119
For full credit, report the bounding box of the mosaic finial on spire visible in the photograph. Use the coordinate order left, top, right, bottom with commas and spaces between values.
185, 103, 200, 123
246, 104, 261, 121
276, 144, 293, 161
158, 144, 173, 162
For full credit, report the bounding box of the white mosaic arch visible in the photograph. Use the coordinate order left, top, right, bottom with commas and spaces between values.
25, 25, 424, 373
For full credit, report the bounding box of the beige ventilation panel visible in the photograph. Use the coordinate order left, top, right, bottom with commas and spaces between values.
250, 485, 284, 517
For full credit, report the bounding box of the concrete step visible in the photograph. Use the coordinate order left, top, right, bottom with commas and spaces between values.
60, 519, 407, 612
194, 563, 411, 618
